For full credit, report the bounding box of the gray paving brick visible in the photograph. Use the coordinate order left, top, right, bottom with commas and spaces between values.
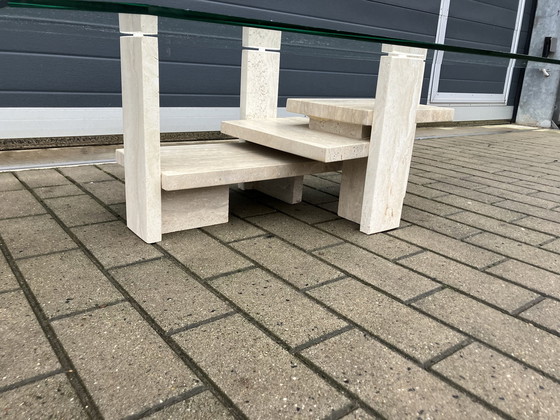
0, 172, 23, 192
16, 169, 70, 188
0, 291, 60, 388
486, 259, 560, 299
414, 289, 560, 380
262, 199, 338, 224
83, 180, 125, 205
109, 203, 126, 220
495, 200, 560, 223
542, 239, 560, 253
303, 175, 340, 196
318, 200, 339, 214
0, 190, 45, 219
59, 165, 114, 183
0, 374, 85, 419
97, 163, 125, 181
466, 176, 540, 194
519, 299, 560, 334
316, 219, 421, 260
426, 182, 502, 204
448, 211, 554, 245
0, 214, 76, 259
72, 221, 162, 269
229, 190, 275, 218
340, 408, 378, 419
248, 212, 342, 251
231, 236, 343, 289
513, 216, 560, 237
44, 195, 116, 227
302, 329, 494, 419
436, 195, 523, 221
433, 342, 560, 420
530, 190, 560, 203
497, 171, 559, 188
34, 183, 84, 199
516, 180, 560, 196
478, 186, 558, 209
402, 206, 479, 239
399, 251, 539, 312
308, 278, 464, 362
110, 258, 231, 333
160, 229, 252, 279
0, 252, 18, 292
390, 226, 503, 269
202, 215, 265, 243
211, 269, 347, 348
175, 314, 349, 418
465, 233, 560, 273
302, 185, 338, 204
403, 194, 459, 216
314, 244, 438, 301
146, 391, 234, 419
18, 250, 121, 319
406, 183, 448, 199
52, 303, 200, 419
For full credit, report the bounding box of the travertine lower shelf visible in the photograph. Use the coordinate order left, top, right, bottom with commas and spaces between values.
116, 141, 340, 191
286, 98, 455, 125
221, 117, 370, 162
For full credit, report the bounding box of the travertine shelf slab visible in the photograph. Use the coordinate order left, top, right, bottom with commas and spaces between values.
221, 117, 370, 163
116, 141, 340, 191
286, 98, 454, 125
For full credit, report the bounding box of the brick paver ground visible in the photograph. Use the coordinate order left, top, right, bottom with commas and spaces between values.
1, 127, 560, 419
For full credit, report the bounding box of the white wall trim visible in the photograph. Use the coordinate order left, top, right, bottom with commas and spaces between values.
0, 107, 297, 139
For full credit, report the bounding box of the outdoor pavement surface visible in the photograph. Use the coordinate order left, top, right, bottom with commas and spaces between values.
1, 126, 560, 419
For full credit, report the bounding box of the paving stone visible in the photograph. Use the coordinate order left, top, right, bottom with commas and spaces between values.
17, 250, 121, 319
0, 172, 23, 191
175, 314, 350, 418
340, 408, 378, 419
465, 233, 560, 273
0, 291, 60, 388
390, 226, 503, 269
516, 180, 560, 196
486, 259, 560, 299
146, 391, 234, 419
109, 203, 126, 220
72, 221, 162, 269
406, 183, 448, 199
59, 165, 114, 183
229, 190, 275, 218
160, 229, 252, 279
302, 329, 494, 419
414, 289, 560, 380
530, 190, 560, 203
436, 195, 523, 221
542, 239, 560, 253
262, 199, 338, 224
401, 206, 479, 239
303, 175, 340, 196
0, 214, 76, 259
497, 171, 559, 188
314, 244, 438, 301
448, 211, 554, 245
318, 201, 339, 214
513, 216, 560, 237
432, 342, 560, 420
110, 258, 231, 333
426, 182, 502, 204
316, 219, 421, 260
519, 299, 560, 334
83, 180, 125, 205
202, 215, 265, 243
0, 252, 18, 292
248, 213, 342, 251
467, 176, 539, 195
211, 269, 347, 348
16, 169, 70, 188
478, 186, 559, 209
495, 200, 560, 223
0, 374, 85, 419
399, 251, 538, 312
403, 194, 459, 216
51, 303, 200, 419
231, 236, 343, 289
302, 185, 338, 205
34, 184, 85, 199
0, 190, 45, 219
308, 278, 464, 363
97, 163, 125, 181
44, 195, 116, 227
